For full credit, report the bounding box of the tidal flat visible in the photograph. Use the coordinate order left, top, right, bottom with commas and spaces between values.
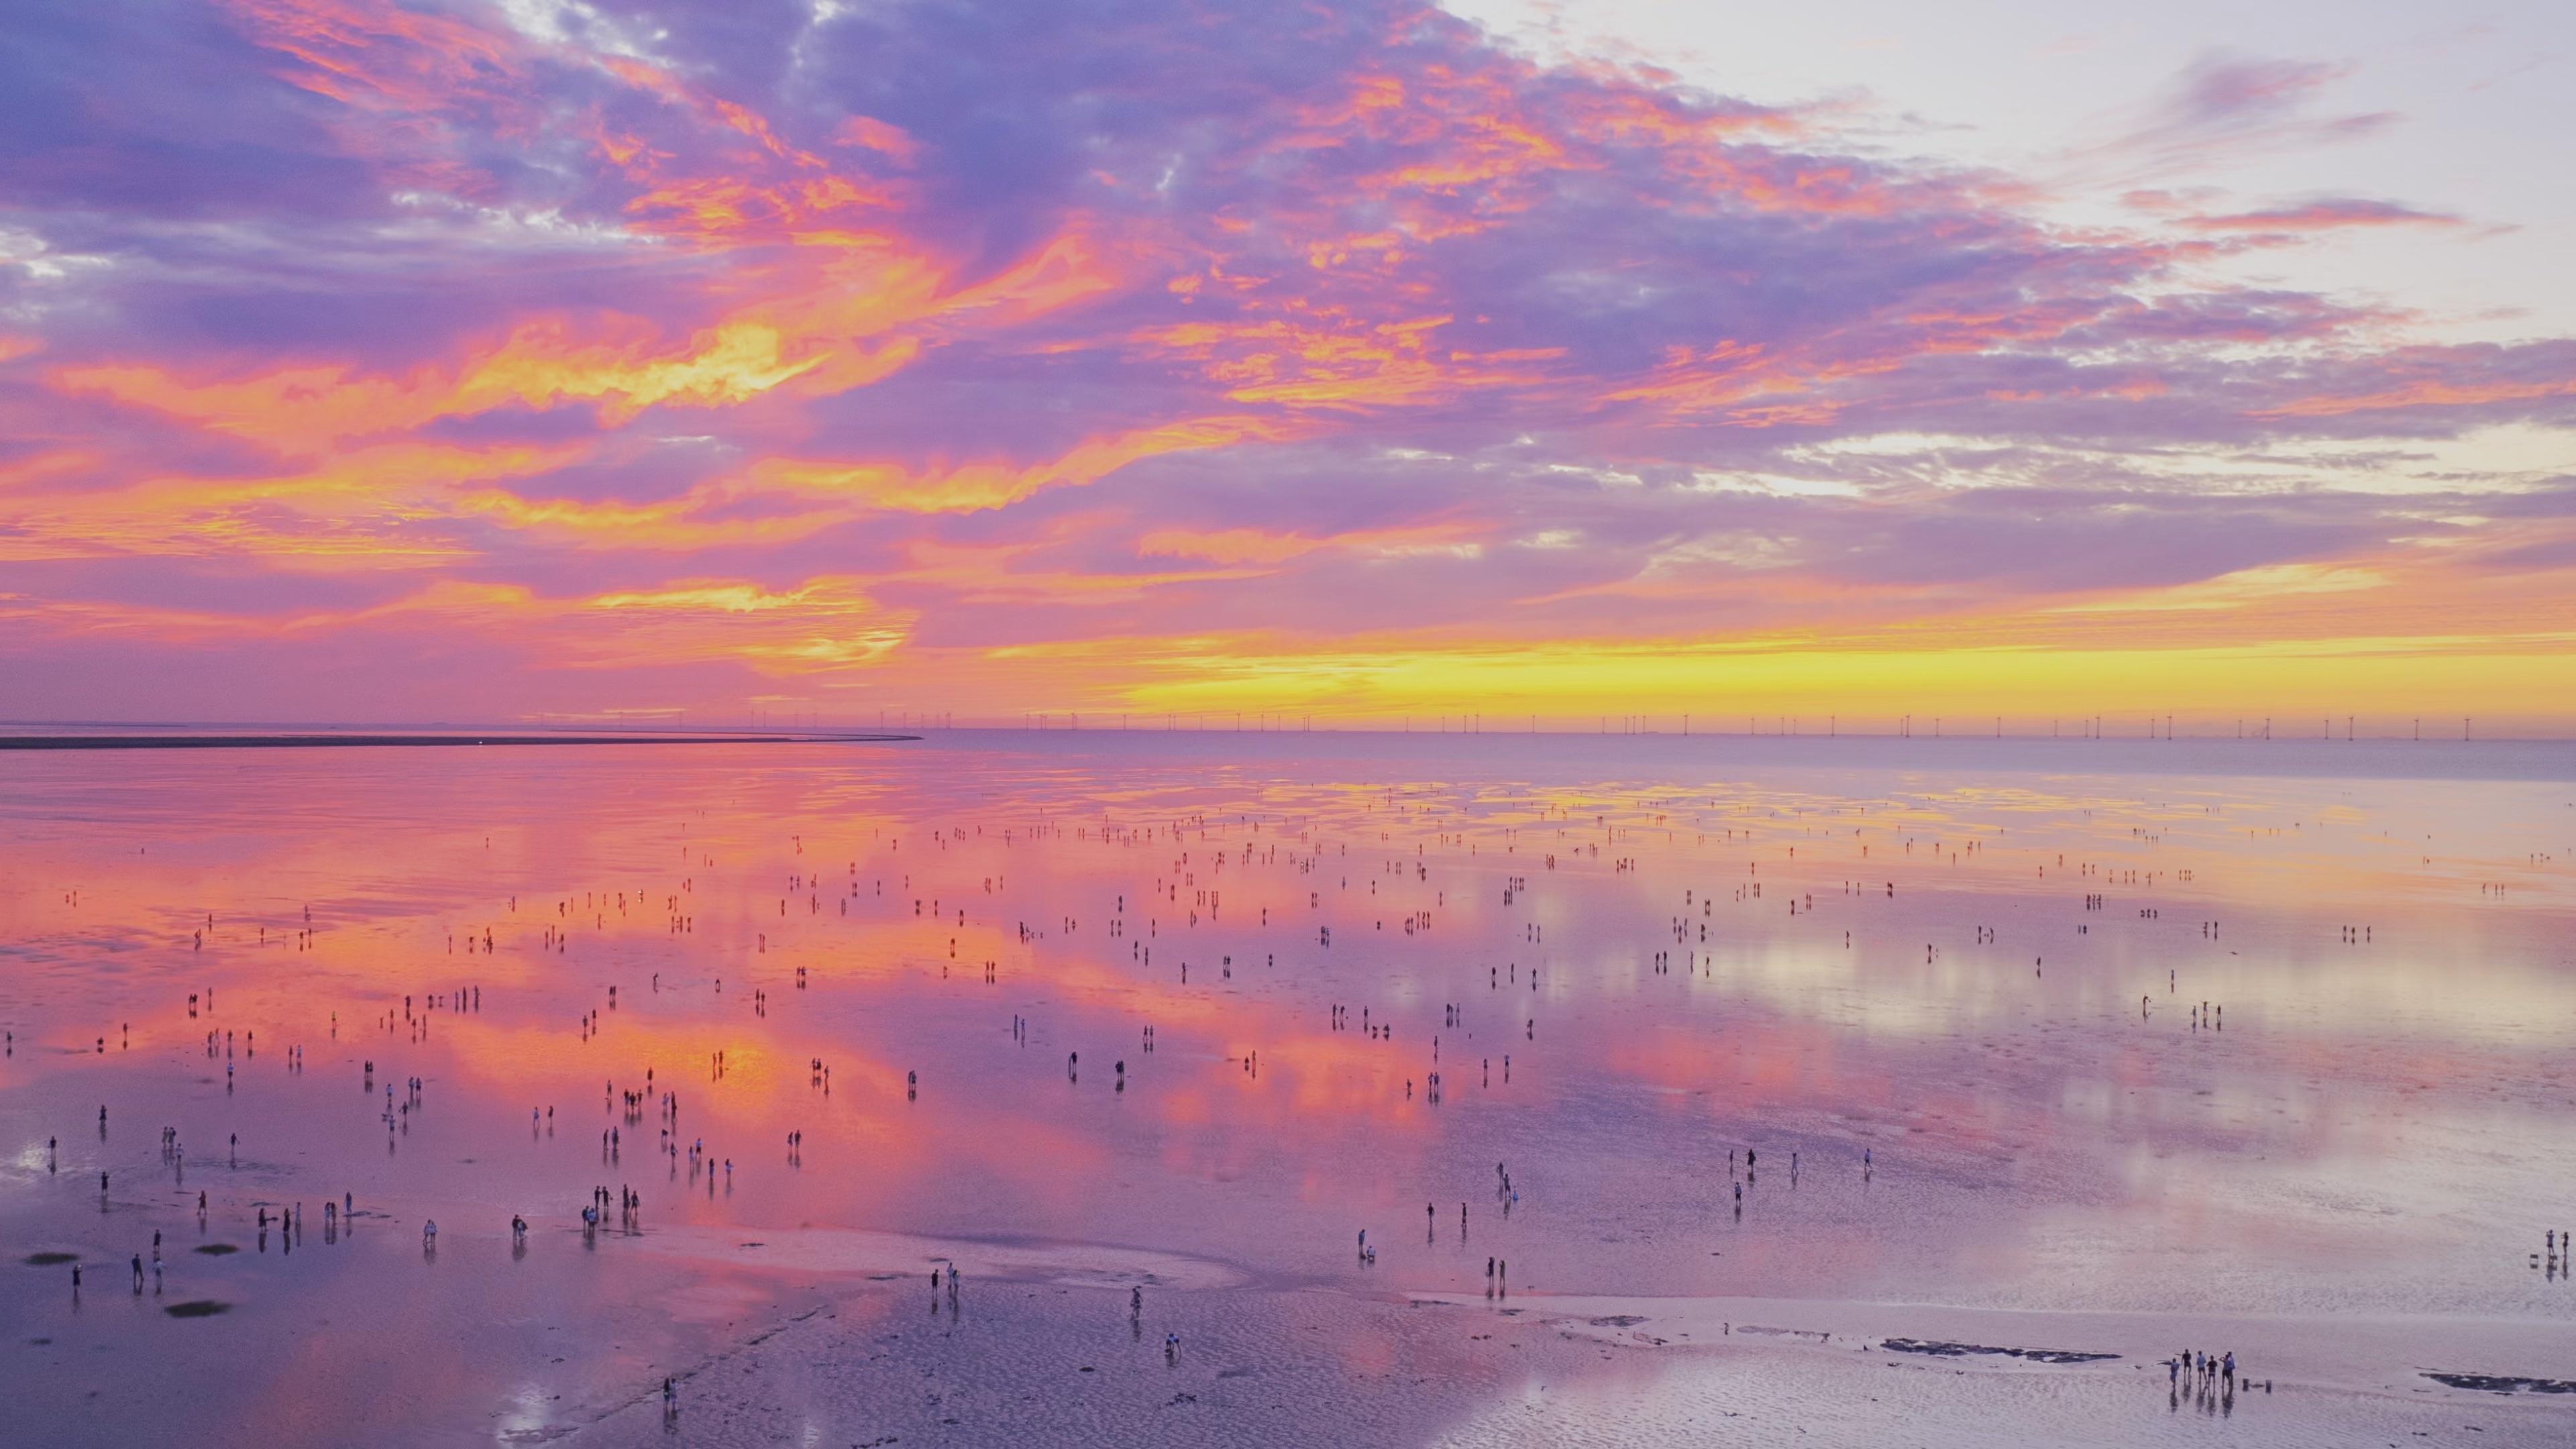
3, 731, 2571, 1447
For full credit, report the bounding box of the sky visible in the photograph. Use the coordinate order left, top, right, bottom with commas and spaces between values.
1, 0, 2571, 733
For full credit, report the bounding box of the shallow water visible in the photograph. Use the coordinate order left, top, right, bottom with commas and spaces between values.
3, 732, 2572, 1446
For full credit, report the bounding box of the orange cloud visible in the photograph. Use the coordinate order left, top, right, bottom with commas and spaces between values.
54, 225, 1133, 457
2255, 374, 2576, 419
421, 416, 1295, 554
27, 572, 912, 671
0, 441, 585, 563
739, 415, 1291, 517
1136, 522, 1485, 565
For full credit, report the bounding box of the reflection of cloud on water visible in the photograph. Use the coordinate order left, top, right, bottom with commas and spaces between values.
636, 1224, 1249, 1291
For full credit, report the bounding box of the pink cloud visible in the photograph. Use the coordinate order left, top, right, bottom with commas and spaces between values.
2174, 198, 2462, 232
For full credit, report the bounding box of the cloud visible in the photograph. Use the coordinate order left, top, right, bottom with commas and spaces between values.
2169, 197, 2462, 233
2063, 52, 2400, 186
0, 0, 2571, 722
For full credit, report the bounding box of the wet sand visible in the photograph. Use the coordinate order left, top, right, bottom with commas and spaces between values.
2, 731, 2570, 1445
566, 1282, 2576, 1449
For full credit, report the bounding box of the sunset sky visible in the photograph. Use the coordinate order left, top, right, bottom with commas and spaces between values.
3, 0, 2571, 731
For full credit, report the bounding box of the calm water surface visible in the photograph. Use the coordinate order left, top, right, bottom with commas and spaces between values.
3, 733, 2572, 1446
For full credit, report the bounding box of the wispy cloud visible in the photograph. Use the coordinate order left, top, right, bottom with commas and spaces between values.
2061, 52, 2399, 186
2167, 197, 2461, 233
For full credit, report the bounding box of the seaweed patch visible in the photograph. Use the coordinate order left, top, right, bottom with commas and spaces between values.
1881, 1338, 2116, 1364
2424, 1373, 2576, 1395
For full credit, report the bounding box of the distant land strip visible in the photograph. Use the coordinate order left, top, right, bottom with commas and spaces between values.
0, 733, 920, 751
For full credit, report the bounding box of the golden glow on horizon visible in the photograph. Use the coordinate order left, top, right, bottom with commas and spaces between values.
982, 635, 2576, 730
